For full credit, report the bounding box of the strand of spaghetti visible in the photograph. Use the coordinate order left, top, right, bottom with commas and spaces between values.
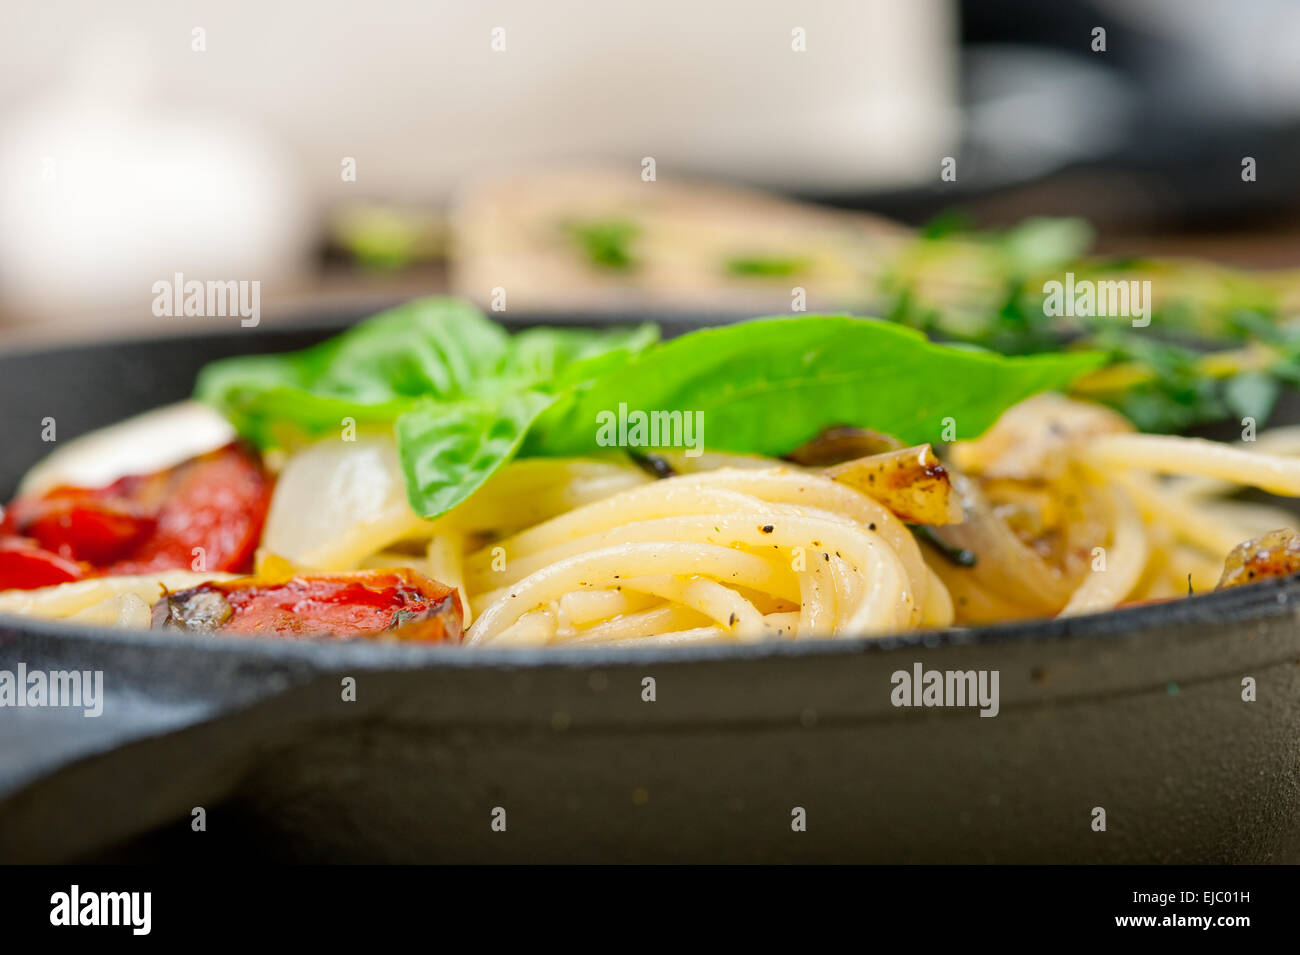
464, 482, 772, 575
1165, 426, 1300, 499
67, 592, 151, 628
502, 494, 864, 588
1198, 499, 1299, 538
557, 588, 648, 627
764, 611, 801, 637
724, 584, 797, 616
0, 570, 233, 619
475, 511, 892, 612
1128, 520, 1176, 602
617, 626, 732, 648
552, 599, 573, 636
563, 605, 711, 644
617, 574, 768, 639
469, 527, 798, 613
465, 468, 930, 626
1060, 483, 1148, 616
467, 489, 794, 588
478, 511, 894, 639
496, 501, 915, 634
1128, 531, 1220, 602
744, 512, 914, 630
796, 552, 841, 637
796, 570, 823, 637
1114, 471, 1254, 558
493, 607, 558, 648
1087, 434, 1300, 496
426, 531, 472, 628
1171, 544, 1228, 593
682, 469, 929, 623
469, 511, 912, 644
467, 542, 801, 646
825, 555, 860, 633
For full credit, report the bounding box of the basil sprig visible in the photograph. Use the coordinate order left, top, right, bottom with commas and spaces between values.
197, 298, 1103, 519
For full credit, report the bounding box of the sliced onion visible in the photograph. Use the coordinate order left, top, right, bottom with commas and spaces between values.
262, 435, 430, 570
927, 472, 1074, 611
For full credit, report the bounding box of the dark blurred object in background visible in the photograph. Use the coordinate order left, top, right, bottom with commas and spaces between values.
848, 0, 1300, 231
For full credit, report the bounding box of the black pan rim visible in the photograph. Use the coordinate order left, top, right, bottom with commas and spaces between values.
2, 301, 1295, 669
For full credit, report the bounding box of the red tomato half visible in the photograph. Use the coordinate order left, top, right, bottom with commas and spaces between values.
105, 444, 272, 576
0, 535, 87, 589
151, 569, 464, 642
0, 443, 272, 590
6, 487, 155, 564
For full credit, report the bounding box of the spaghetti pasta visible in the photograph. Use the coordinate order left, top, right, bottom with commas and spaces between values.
7, 392, 1300, 644
450, 393, 1300, 643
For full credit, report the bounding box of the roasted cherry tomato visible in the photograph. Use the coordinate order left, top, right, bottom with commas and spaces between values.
5, 488, 154, 564
105, 443, 271, 575
1218, 528, 1300, 589
151, 569, 464, 642
0, 535, 87, 590
1, 443, 271, 586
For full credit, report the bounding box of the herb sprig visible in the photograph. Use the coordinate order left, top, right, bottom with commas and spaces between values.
197, 298, 1102, 520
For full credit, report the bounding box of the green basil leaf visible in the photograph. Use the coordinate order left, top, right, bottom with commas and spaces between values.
395, 391, 555, 519
391, 326, 656, 518
529, 315, 1107, 456
301, 299, 509, 401
196, 297, 657, 448
199, 385, 417, 451
503, 323, 660, 390
198, 304, 1103, 521
196, 298, 504, 444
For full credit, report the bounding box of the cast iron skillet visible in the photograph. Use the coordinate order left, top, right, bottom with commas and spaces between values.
1, 306, 1299, 864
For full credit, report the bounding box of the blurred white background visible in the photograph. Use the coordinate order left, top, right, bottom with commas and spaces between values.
0, 0, 955, 329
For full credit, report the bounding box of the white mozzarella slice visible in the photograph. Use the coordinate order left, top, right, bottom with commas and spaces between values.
18, 401, 236, 496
